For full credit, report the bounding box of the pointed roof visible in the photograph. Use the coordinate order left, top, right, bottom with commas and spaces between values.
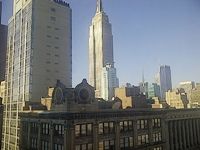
96, 0, 103, 13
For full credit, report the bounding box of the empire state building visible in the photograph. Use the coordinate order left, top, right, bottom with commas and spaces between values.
89, 0, 118, 99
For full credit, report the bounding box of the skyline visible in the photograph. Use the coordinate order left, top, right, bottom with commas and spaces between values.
2, 0, 200, 87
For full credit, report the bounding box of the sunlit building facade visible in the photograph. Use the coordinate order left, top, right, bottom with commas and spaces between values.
2, 0, 72, 149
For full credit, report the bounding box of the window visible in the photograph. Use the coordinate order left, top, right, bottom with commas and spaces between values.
99, 140, 115, 150
137, 119, 148, 130
120, 137, 133, 149
137, 134, 149, 145
75, 123, 93, 137
30, 122, 38, 133
51, 8, 56, 12
41, 140, 49, 150
41, 123, 50, 135
153, 132, 162, 143
31, 138, 37, 149
75, 143, 93, 150
152, 118, 161, 128
98, 122, 115, 135
54, 124, 64, 137
50, 16, 56, 21
54, 143, 63, 150
120, 120, 133, 132
153, 146, 163, 150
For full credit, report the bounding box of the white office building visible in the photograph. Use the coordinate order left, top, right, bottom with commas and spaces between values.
101, 64, 119, 100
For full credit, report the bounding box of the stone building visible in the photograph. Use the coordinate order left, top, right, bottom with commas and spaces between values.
19, 108, 200, 150
19, 79, 200, 150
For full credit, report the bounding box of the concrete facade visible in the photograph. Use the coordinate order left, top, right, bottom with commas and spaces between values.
2, 0, 72, 149
89, 0, 115, 98
19, 109, 200, 150
115, 87, 149, 109
166, 89, 188, 109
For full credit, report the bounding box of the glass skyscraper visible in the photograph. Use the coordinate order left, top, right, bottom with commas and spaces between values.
159, 65, 172, 100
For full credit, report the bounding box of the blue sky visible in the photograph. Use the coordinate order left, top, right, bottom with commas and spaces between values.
2, 0, 200, 87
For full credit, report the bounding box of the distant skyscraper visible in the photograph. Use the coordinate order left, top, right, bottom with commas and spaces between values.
159, 65, 172, 100
101, 64, 119, 100
89, 0, 115, 98
0, 0, 8, 81
139, 72, 148, 96
2, 0, 72, 149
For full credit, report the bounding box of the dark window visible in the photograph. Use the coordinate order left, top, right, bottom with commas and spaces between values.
152, 118, 161, 128
98, 122, 115, 135
54, 124, 64, 137
30, 122, 38, 133
31, 138, 37, 149
120, 137, 133, 149
41, 123, 50, 135
75, 143, 93, 150
137, 134, 149, 145
99, 139, 115, 150
51, 8, 56, 12
75, 123, 93, 137
50, 16, 56, 21
153, 132, 162, 143
120, 120, 133, 132
41, 140, 49, 150
54, 143, 63, 150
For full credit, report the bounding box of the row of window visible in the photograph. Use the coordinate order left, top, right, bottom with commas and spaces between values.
75, 143, 93, 150
31, 139, 63, 150
120, 137, 133, 149
30, 119, 161, 137
99, 122, 115, 134
120, 120, 133, 132
99, 139, 115, 150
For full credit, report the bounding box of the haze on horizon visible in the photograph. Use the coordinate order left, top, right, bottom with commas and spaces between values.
2, 0, 200, 88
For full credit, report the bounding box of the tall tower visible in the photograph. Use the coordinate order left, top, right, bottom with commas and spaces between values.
89, 0, 115, 98
2, 0, 72, 149
159, 65, 172, 100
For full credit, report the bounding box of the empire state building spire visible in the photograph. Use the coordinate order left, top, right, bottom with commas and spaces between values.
96, 0, 103, 13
